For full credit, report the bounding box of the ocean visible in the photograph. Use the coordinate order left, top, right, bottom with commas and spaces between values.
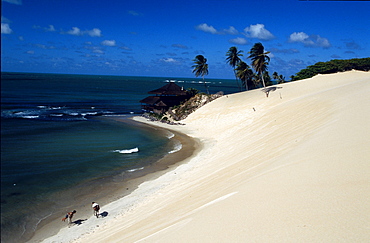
1, 72, 238, 242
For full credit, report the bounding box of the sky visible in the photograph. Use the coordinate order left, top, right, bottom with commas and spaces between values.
1, 0, 370, 79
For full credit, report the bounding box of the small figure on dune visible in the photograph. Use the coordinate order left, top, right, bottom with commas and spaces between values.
92, 202, 100, 218
62, 210, 77, 226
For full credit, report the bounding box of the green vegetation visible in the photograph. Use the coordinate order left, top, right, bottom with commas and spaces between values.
291, 58, 370, 81
226, 46, 243, 91
248, 43, 271, 88
273, 72, 285, 84
192, 55, 209, 94
235, 61, 254, 90
193, 44, 368, 93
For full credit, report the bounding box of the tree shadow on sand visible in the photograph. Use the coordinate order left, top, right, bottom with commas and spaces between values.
261, 86, 283, 97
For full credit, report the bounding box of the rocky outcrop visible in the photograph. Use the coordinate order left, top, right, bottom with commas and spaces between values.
163, 92, 223, 122
142, 92, 223, 125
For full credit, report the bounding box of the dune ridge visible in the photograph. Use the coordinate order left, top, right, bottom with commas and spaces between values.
40, 71, 370, 242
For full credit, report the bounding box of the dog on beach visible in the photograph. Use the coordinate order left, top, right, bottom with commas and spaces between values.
62, 210, 77, 225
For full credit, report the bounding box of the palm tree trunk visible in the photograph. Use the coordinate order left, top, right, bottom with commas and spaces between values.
203, 76, 209, 94
261, 73, 266, 88
233, 69, 241, 91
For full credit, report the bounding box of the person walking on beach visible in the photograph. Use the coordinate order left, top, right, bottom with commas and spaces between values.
92, 202, 100, 218
62, 210, 77, 225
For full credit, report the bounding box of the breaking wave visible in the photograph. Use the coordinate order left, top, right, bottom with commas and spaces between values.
0, 105, 113, 121
126, 167, 144, 173
168, 141, 182, 154
112, 147, 139, 154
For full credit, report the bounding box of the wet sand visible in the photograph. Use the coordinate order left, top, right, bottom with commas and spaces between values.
28, 117, 200, 243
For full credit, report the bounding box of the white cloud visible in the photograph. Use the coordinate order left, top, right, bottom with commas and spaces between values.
195, 23, 217, 34
33, 25, 56, 32
160, 58, 177, 63
172, 44, 188, 49
222, 26, 239, 35
64, 27, 102, 37
1, 16, 12, 23
1, 23, 13, 34
26, 50, 34, 54
289, 32, 309, 42
45, 25, 56, 32
3, 0, 22, 5
120, 46, 132, 51
101, 40, 116, 46
86, 28, 101, 37
314, 35, 330, 48
288, 32, 331, 48
196, 24, 239, 35
67, 27, 82, 36
228, 37, 247, 45
244, 24, 275, 40
93, 49, 104, 54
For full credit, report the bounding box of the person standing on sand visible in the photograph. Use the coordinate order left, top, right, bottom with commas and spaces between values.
92, 202, 100, 218
62, 210, 76, 225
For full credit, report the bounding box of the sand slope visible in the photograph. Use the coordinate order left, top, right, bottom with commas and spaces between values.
41, 71, 370, 243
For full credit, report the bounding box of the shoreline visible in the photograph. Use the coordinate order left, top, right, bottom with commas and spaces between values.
28, 116, 201, 243
33, 71, 370, 242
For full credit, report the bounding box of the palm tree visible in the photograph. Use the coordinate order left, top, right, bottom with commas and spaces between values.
226, 46, 243, 91
235, 61, 254, 91
263, 71, 272, 87
272, 71, 279, 81
192, 55, 209, 94
278, 74, 285, 84
248, 43, 270, 88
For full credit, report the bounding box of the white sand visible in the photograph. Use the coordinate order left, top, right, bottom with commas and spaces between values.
38, 71, 370, 243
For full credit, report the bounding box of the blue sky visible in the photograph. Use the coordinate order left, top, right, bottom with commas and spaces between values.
1, 0, 369, 79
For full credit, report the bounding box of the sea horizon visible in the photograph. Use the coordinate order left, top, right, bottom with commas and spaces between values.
1, 71, 235, 82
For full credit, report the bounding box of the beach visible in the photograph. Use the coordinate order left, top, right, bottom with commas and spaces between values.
34, 70, 370, 242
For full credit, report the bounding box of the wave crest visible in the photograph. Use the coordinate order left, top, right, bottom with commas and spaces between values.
112, 147, 139, 154
168, 141, 182, 154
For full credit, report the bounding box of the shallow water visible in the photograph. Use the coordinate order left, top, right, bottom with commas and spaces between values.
1, 72, 237, 242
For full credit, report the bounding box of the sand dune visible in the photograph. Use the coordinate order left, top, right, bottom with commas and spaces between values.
40, 71, 370, 242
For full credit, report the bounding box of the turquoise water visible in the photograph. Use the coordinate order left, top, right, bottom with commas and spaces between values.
1, 72, 237, 242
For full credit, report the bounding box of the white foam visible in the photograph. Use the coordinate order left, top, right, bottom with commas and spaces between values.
85, 112, 98, 115
126, 167, 144, 173
112, 147, 139, 154
165, 131, 175, 139
168, 141, 182, 154
103, 114, 127, 117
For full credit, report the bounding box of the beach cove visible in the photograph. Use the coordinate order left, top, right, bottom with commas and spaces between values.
34, 70, 369, 242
